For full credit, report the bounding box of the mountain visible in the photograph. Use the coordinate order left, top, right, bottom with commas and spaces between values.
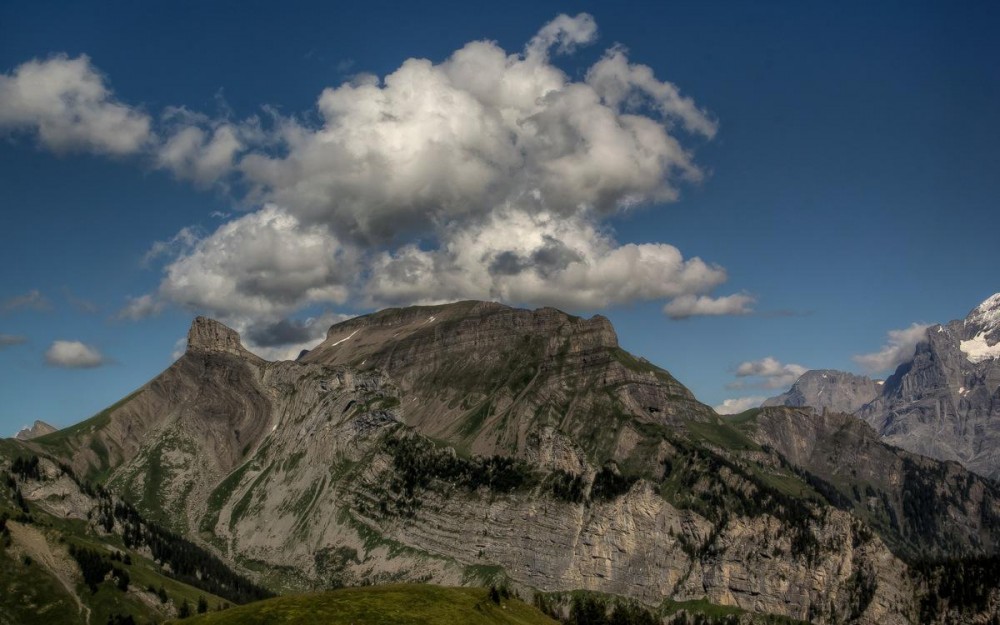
4, 301, 1000, 624
14, 420, 57, 441
766, 293, 1000, 479
762, 371, 882, 415
859, 294, 1000, 478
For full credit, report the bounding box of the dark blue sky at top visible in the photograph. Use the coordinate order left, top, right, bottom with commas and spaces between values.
1, 0, 998, 431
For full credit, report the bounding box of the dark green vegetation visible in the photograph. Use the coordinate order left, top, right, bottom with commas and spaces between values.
171, 584, 560, 625
911, 556, 1000, 624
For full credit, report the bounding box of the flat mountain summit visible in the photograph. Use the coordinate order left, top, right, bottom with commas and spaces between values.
4, 300, 1000, 624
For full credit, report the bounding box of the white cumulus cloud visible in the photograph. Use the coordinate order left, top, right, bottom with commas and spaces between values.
154, 205, 356, 320
44, 340, 105, 368
13, 14, 750, 349
0, 54, 152, 154
365, 207, 727, 309
853, 323, 931, 374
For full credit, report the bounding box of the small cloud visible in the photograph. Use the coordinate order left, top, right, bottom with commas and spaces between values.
117, 294, 164, 321
664, 293, 755, 320
170, 337, 187, 360
733, 356, 807, 390
335, 58, 356, 73
44, 340, 105, 368
853, 323, 932, 374
142, 226, 200, 266
1, 289, 50, 313
714, 396, 766, 415
0, 334, 28, 348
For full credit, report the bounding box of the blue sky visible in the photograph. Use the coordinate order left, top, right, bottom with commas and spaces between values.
1, 0, 998, 433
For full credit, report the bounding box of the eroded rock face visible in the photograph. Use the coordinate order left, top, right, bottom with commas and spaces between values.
763, 370, 882, 415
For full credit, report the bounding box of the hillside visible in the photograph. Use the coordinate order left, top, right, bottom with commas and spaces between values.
0, 450, 266, 624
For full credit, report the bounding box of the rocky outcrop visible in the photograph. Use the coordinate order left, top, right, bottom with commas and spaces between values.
763, 370, 882, 415
14, 420, 57, 441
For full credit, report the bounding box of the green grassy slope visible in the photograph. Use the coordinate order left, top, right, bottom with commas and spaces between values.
172, 584, 559, 625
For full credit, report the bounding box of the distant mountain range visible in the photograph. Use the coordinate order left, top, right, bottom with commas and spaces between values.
3, 300, 1000, 624
766, 292, 1000, 479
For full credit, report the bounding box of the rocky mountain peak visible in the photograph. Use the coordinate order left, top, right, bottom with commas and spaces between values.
763, 369, 882, 415
960, 292, 1000, 363
14, 419, 57, 441
966, 292, 1000, 326
186, 316, 249, 356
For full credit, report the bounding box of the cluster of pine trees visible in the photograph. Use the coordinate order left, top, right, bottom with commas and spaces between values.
68, 545, 130, 593
912, 555, 1000, 623
378, 434, 538, 517
99, 491, 272, 604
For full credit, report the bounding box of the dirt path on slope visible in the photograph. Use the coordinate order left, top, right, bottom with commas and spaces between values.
8, 521, 91, 625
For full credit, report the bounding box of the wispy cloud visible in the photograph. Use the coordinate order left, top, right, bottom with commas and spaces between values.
853, 323, 931, 374
63, 288, 98, 314
1, 289, 50, 313
0, 334, 27, 348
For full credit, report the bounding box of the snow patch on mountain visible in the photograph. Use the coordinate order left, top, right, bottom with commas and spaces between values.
960, 332, 1000, 363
